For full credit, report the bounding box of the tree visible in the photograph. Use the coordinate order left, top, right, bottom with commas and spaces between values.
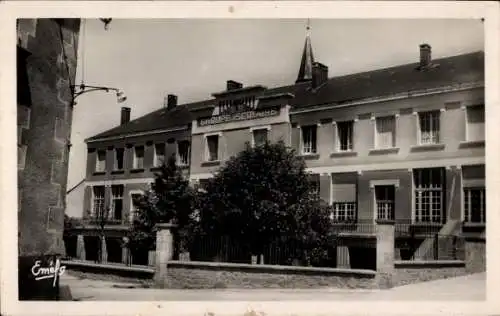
91, 205, 110, 263
196, 140, 335, 265
128, 154, 196, 255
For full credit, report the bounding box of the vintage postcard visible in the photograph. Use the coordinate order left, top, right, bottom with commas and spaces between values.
1, 1, 499, 316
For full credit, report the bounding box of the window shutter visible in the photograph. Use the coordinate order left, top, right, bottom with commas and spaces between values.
467, 106, 485, 141
462, 165, 485, 188
331, 183, 356, 202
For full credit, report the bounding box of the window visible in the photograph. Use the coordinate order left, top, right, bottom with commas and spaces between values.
418, 111, 440, 145
95, 150, 106, 172
111, 185, 124, 220
130, 193, 142, 223
337, 121, 354, 151
308, 175, 320, 197
252, 128, 268, 147
177, 140, 191, 166
331, 181, 357, 223
464, 188, 485, 224
375, 116, 396, 148
301, 125, 317, 154
133, 146, 144, 169
375, 185, 395, 220
92, 186, 105, 217
154, 143, 165, 167
331, 203, 357, 222
206, 135, 219, 162
466, 105, 485, 141
414, 168, 444, 223
114, 148, 124, 170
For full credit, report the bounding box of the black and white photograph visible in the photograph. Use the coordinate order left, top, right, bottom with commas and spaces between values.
1, 1, 499, 315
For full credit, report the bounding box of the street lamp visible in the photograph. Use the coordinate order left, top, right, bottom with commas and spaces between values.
71, 83, 127, 106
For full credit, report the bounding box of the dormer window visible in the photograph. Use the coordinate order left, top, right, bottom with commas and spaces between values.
218, 96, 257, 114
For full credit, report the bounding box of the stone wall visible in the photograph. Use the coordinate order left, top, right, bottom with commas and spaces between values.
393, 260, 467, 287
465, 237, 486, 273
165, 261, 376, 289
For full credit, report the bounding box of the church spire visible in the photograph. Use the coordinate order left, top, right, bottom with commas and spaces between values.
296, 19, 315, 83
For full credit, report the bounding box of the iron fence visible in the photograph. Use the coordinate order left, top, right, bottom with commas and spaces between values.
186, 235, 341, 267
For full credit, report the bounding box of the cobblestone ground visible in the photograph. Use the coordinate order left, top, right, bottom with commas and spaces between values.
61, 272, 485, 301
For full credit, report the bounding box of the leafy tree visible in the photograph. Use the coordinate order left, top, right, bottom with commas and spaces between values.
128, 154, 196, 255
196, 140, 335, 265
91, 205, 110, 263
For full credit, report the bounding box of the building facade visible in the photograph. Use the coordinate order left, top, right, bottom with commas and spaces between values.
66, 30, 485, 265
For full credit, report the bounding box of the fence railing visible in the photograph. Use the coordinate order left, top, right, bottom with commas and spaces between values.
186, 235, 341, 268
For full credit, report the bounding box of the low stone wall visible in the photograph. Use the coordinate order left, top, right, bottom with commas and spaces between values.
62, 260, 154, 280
393, 260, 467, 287
165, 261, 377, 289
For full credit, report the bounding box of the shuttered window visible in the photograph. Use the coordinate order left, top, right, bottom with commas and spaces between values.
331, 181, 357, 222
375, 116, 396, 148
418, 111, 440, 145
154, 144, 165, 167
92, 186, 105, 217
95, 150, 106, 172
114, 148, 124, 170
111, 185, 124, 220
301, 125, 317, 154
462, 165, 485, 223
337, 121, 354, 151
206, 135, 219, 161
466, 105, 485, 142
133, 146, 144, 169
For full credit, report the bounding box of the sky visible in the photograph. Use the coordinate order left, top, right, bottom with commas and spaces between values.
67, 18, 484, 189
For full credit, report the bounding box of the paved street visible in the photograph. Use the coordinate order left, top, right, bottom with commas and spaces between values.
61, 273, 485, 301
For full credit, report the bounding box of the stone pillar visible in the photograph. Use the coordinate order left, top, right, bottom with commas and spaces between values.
154, 223, 177, 288
76, 235, 86, 260
121, 247, 129, 265
376, 219, 395, 289
121, 237, 129, 265
465, 236, 486, 273
100, 236, 108, 263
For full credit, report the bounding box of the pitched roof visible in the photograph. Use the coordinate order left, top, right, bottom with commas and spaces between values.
87, 51, 484, 142
271, 51, 484, 109
86, 99, 214, 141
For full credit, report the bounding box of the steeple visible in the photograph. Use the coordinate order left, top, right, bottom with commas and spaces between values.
296, 20, 315, 84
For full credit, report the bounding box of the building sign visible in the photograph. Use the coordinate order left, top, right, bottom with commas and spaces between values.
198, 107, 280, 126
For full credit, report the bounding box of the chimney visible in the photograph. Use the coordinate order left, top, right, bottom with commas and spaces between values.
312, 62, 328, 89
166, 94, 177, 110
226, 80, 243, 91
120, 107, 131, 125
419, 43, 432, 68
